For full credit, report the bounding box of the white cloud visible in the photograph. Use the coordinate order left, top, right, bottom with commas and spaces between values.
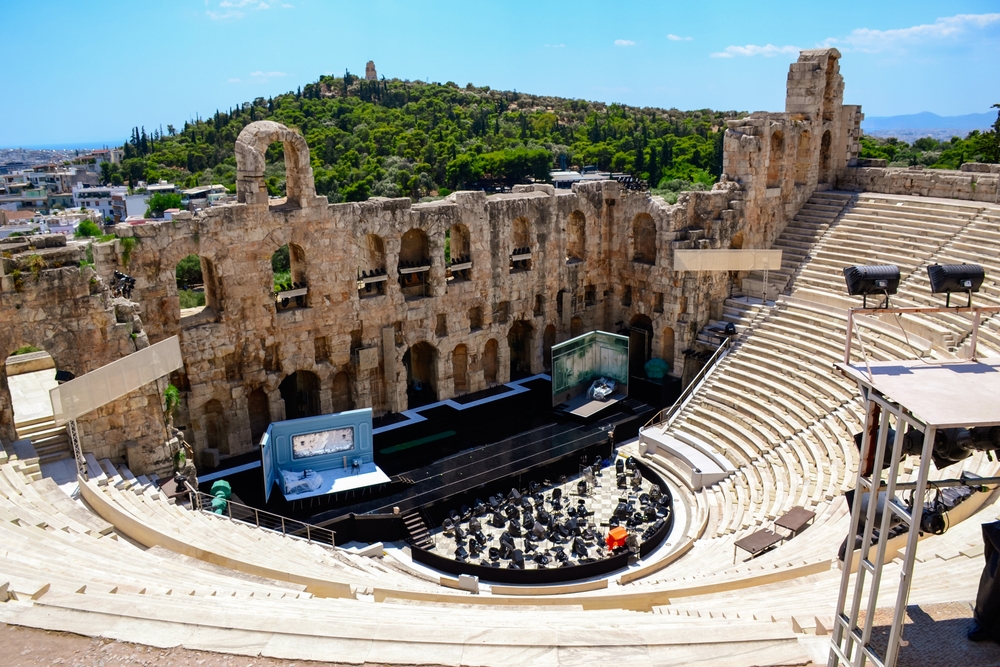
250, 71, 288, 80
667, 34, 692, 41
824, 13, 1000, 53
710, 43, 800, 58
207, 0, 270, 19
614, 39, 635, 47
228, 77, 242, 83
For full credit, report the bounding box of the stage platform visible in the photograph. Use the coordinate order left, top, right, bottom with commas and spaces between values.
560, 391, 626, 418
311, 398, 654, 523
281, 463, 391, 501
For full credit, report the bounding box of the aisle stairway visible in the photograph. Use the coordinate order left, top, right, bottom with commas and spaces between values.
15, 415, 71, 464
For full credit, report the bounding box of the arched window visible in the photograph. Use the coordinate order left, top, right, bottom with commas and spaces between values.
272, 243, 308, 311
566, 211, 585, 263
570, 316, 584, 338
766, 131, 784, 189
632, 214, 656, 265
446, 224, 472, 283
510, 216, 532, 272
399, 228, 430, 299
358, 233, 387, 299
235, 121, 316, 209
176, 253, 221, 320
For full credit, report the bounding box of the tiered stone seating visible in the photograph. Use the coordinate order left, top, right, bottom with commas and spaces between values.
2, 191, 1000, 664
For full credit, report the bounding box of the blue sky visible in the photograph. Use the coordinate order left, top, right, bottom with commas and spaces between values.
2, 1, 998, 147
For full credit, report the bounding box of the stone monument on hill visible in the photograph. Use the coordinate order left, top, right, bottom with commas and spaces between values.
365, 60, 377, 81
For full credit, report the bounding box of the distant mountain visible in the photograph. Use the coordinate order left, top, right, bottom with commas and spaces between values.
862, 111, 995, 132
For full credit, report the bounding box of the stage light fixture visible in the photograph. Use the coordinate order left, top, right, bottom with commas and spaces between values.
843, 264, 900, 307
927, 263, 985, 306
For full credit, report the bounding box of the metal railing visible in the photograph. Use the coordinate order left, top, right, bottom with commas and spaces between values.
185, 483, 335, 547
642, 336, 733, 432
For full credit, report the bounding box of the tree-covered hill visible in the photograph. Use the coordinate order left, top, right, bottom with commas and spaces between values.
858, 104, 999, 169
103, 71, 741, 203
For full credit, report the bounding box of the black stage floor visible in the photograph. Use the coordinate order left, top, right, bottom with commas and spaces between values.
198, 376, 658, 529
309, 400, 651, 526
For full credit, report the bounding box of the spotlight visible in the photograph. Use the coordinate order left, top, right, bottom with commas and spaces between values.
843, 264, 900, 308
927, 264, 984, 307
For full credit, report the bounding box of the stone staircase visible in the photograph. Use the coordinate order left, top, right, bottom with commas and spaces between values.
403, 509, 434, 550
743, 191, 854, 300
15, 415, 72, 464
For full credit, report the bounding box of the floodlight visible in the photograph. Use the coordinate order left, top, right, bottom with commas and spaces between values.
927, 264, 985, 306
843, 264, 900, 307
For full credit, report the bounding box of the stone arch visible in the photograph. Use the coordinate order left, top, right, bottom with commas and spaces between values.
795, 130, 812, 184
566, 210, 586, 263
570, 316, 584, 338
632, 213, 656, 265
247, 387, 270, 446
510, 216, 532, 272
542, 324, 556, 372
235, 120, 316, 208
278, 370, 322, 420
331, 371, 353, 413
203, 399, 230, 455
766, 131, 784, 189
272, 243, 308, 309
452, 344, 469, 394
403, 341, 438, 407
819, 130, 832, 185
447, 223, 472, 283
483, 338, 499, 385
507, 320, 534, 379
399, 228, 430, 299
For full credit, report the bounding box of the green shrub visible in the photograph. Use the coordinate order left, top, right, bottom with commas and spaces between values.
11, 345, 42, 356
178, 289, 206, 308
75, 220, 103, 238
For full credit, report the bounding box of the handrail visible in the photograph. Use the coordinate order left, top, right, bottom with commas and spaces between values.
642, 336, 733, 431
184, 482, 335, 547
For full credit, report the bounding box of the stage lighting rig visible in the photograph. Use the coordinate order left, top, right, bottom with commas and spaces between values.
927, 263, 985, 307
843, 264, 900, 308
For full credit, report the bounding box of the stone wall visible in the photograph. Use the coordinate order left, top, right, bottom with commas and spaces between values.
838, 165, 1000, 202
1, 49, 862, 468
0, 251, 170, 470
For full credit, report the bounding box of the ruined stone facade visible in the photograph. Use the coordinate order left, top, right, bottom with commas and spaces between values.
0, 49, 866, 471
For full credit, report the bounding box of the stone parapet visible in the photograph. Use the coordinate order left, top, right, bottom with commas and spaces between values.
838, 166, 1000, 202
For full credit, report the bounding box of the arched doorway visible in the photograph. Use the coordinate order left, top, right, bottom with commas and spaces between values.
247, 388, 270, 446
331, 371, 353, 413
278, 370, 321, 420
483, 339, 499, 385
403, 341, 438, 407
452, 344, 469, 394
628, 314, 653, 378
766, 131, 784, 189
570, 316, 584, 338
203, 399, 229, 455
508, 320, 534, 380
542, 325, 556, 372
661, 327, 675, 370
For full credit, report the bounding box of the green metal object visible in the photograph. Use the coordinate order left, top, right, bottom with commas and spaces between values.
210, 480, 231, 514
644, 358, 669, 380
